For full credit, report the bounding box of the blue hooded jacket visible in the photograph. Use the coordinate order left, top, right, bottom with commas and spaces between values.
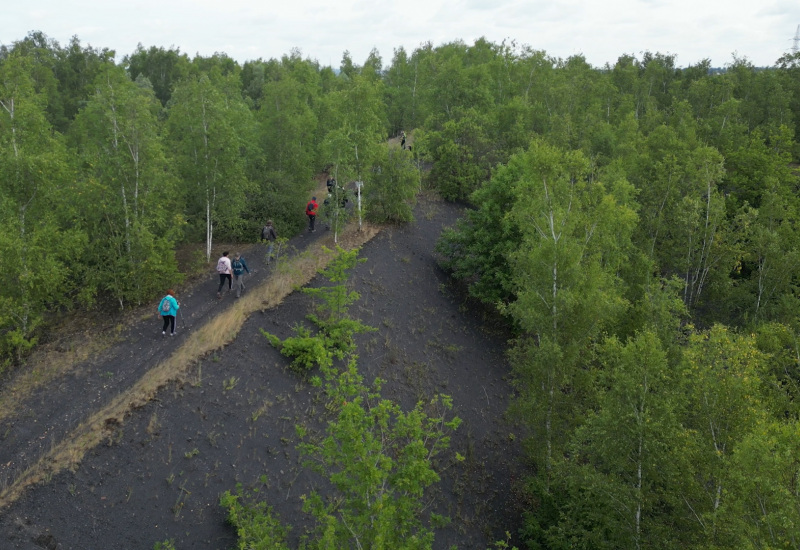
158, 295, 180, 316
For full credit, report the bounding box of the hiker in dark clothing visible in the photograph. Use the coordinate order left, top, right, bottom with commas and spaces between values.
262, 220, 278, 263
232, 253, 251, 298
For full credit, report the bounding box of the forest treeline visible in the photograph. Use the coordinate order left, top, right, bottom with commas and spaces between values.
427, 45, 800, 548
3, 30, 800, 548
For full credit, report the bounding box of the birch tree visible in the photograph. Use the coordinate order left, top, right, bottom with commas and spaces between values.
251, 67, 318, 233
320, 73, 386, 184
166, 74, 251, 260
318, 73, 385, 241
716, 418, 800, 548
70, 64, 181, 308
507, 139, 637, 479
633, 126, 731, 310
364, 144, 418, 223
681, 325, 769, 546
556, 331, 688, 549
0, 53, 84, 362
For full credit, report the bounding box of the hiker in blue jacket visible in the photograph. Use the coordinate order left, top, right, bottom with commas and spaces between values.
158, 290, 180, 336
232, 253, 251, 298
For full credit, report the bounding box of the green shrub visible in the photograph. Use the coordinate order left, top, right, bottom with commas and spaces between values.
220, 486, 290, 550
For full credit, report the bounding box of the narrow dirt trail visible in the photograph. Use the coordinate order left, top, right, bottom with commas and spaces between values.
0, 184, 339, 505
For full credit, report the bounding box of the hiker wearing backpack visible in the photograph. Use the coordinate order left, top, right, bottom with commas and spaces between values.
216, 251, 233, 298
262, 220, 277, 263
306, 196, 319, 232
322, 194, 333, 230
232, 253, 251, 298
158, 290, 180, 336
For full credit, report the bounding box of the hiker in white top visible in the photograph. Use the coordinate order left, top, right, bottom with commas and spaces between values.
216, 251, 232, 298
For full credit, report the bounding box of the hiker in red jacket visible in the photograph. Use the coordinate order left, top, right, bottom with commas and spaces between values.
306, 196, 319, 232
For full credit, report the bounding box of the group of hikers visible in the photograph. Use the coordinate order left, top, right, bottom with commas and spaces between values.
213, 218, 280, 300
215, 250, 251, 299
157, 219, 279, 336
158, 178, 356, 336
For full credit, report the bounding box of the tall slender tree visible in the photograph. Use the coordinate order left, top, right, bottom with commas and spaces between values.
555, 331, 688, 549
0, 53, 84, 361
506, 140, 638, 479
166, 74, 251, 260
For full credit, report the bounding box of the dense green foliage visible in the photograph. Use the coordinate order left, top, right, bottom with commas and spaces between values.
5, 29, 800, 548
364, 145, 419, 223
427, 44, 800, 549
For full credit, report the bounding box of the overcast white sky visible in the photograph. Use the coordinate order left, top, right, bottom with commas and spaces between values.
4, 0, 800, 69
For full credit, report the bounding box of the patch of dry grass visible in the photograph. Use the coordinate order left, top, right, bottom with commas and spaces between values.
0, 222, 382, 510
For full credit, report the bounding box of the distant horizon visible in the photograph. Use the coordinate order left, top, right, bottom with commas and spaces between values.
4, 1, 799, 71
2, 29, 794, 72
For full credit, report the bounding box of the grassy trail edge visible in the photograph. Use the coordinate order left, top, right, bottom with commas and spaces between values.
0, 223, 381, 510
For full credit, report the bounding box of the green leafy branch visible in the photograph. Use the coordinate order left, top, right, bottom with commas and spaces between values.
261, 245, 376, 372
